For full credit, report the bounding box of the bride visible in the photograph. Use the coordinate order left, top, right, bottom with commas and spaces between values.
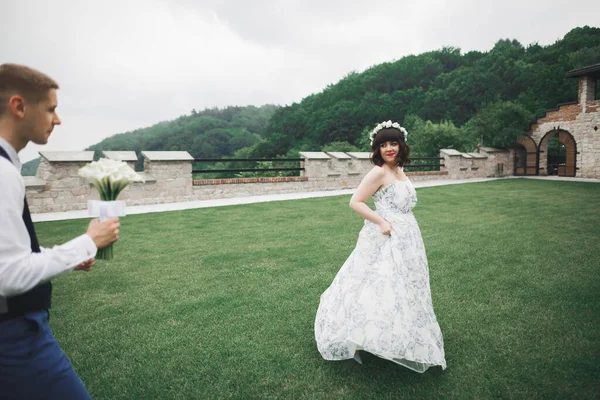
314, 121, 446, 372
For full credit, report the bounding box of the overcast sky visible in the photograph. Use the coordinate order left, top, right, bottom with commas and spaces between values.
1, 0, 598, 162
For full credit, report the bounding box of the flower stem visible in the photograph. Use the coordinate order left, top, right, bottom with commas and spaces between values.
96, 244, 114, 260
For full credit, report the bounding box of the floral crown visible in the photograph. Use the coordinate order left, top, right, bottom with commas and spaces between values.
369, 120, 408, 145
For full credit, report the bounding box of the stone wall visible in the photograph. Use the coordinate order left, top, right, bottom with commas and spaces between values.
440, 147, 514, 180
191, 177, 309, 200
26, 153, 94, 212
25, 150, 460, 214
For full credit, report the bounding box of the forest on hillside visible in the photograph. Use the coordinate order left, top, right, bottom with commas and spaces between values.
22, 26, 600, 175
257, 26, 600, 159
87, 104, 279, 159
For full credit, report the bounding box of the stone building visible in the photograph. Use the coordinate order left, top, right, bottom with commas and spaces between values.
515, 63, 600, 178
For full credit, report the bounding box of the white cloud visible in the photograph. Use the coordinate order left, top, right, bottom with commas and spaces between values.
1, 0, 598, 162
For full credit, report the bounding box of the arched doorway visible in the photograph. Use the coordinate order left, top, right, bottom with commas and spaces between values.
546, 136, 565, 176
539, 130, 577, 177
514, 136, 538, 176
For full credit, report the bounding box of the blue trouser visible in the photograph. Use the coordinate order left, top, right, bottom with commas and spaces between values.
0, 310, 91, 400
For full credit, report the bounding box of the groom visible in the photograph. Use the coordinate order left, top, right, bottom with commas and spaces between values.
0, 63, 120, 399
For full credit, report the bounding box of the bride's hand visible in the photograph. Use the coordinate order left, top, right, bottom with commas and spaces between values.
379, 220, 392, 235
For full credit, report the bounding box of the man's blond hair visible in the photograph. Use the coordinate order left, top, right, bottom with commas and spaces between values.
0, 63, 59, 116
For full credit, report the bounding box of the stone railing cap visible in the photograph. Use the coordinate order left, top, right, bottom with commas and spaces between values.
440, 149, 462, 156
466, 152, 487, 159
103, 151, 138, 161
479, 147, 507, 153
346, 152, 371, 160
39, 151, 94, 162
141, 151, 194, 161
326, 152, 352, 159
299, 152, 330, 159
23, 176, 46, 188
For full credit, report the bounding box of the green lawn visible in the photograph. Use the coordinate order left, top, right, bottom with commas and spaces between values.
36, 179, 600, 399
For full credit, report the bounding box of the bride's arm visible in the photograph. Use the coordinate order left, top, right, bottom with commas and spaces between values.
349, 167, 391, 234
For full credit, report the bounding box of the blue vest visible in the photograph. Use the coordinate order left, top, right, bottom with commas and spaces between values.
0, 146, 52, 319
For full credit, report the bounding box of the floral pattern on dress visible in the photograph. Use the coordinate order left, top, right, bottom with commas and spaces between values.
314, 179, 446, 372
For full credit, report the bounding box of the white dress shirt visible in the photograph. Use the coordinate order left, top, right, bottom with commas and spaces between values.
0, 138, 96, 311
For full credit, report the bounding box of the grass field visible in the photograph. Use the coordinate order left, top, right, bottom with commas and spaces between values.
36, 179, 600, 399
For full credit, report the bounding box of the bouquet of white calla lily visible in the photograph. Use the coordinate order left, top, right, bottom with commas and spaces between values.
78, 158, 144, 259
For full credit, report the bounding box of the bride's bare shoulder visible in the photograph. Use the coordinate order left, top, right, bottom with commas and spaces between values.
361, 166, 386, 185
369, 166, 385, 177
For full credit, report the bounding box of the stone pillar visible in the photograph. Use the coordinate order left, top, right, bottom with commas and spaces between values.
326, 152, 365, 188
299, 152, 331, 189
579, 76, 597, 112
28, 151, 95, 213
140, 151, 194, 203
103, 151, 138, 170
440, 149, 463, 179
346, 152, 372, 177
440, 149, 498, 179
301, 151, 377, 189
478, 147, 513, 176
466, 152, 487, 176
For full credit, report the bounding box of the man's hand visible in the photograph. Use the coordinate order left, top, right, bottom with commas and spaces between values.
87, 218, 120, 249
75, 258, 95, 272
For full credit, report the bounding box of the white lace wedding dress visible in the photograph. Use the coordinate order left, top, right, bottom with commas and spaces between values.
314, 179, 446, 372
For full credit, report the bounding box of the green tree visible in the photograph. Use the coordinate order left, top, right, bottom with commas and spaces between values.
321, 141, 360, 152
463, 101, 535, 149
407, 117, 470, 157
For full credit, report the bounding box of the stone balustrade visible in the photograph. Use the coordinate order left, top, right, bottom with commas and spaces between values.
24, 149, 505, 214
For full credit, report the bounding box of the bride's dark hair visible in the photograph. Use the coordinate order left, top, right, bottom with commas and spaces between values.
370, 128, 411, 167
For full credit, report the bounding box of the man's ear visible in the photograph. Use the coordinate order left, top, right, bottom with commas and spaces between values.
8, 95, 27, 119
